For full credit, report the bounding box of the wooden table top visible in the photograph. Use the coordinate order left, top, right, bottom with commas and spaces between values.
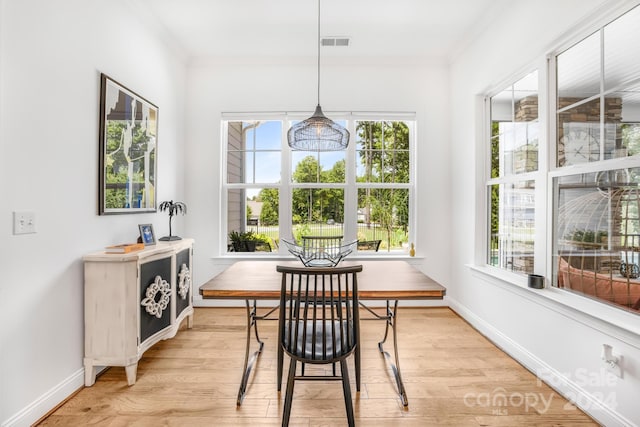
199, 260, 446, 300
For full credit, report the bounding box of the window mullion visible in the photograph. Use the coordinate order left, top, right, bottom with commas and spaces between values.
280, 120, 293, 249
343, 119, 358, 242
599, 27, 605, 162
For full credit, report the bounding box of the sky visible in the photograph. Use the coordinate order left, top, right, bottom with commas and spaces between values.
245, 120, 348, 185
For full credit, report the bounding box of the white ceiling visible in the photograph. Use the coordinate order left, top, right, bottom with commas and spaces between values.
131, 0, 510, 61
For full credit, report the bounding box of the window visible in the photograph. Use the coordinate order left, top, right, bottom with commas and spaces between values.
223, 115, 415, 255
554, 168, 640, 313
487, 71, 539, 273
552, 5, 640, 314
290, 136, 347, 238
226, 120, 281, 252
355, 121, 411, 251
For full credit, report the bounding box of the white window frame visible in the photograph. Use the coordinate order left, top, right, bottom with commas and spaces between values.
549, 4, 640, 293
483, 67, 547, 277
220, 111, 417, 256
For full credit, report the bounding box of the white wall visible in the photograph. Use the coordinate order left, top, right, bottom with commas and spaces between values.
0, 0, 187, 425
184, 56, 452, 305
450, 0, 640, 425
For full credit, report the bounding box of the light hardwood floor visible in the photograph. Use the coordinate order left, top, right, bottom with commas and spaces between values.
37, 307, 599, 426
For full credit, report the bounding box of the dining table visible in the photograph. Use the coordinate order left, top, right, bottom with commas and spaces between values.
199, 259, 446, 407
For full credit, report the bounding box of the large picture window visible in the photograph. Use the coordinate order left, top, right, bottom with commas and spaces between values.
552, 5, 640, 315
223, 115, 414, 255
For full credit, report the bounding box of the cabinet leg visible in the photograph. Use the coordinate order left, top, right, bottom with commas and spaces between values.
125, 363, 138, 385
187, 313, 194, 329
84, 361, 96, 386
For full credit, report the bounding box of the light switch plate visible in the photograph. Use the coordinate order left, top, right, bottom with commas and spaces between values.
13, 211, 36, 234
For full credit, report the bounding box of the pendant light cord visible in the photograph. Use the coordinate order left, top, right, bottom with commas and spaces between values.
317, 0, 321, 106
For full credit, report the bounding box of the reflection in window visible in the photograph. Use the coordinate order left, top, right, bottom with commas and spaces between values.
604, 5, 640, 91
557, 31, 600, 101
488, 181, 535, 273
490, 71, 539, 177
487, 71, 538, 274
622, 123, 640, 157
554, 168, 640, 314
556, 5, 640, 167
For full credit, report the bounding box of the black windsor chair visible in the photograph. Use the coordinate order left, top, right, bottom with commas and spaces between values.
276, 264, 363, 427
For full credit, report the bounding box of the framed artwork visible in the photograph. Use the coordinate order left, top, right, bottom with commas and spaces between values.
138, 224, 156, 245
99, 73, 158, 214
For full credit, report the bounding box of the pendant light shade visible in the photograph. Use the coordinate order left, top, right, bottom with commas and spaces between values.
288, 105, 349, 151
287, 0, 349, 151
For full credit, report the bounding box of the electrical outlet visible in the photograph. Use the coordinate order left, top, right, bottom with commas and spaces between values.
13, 211, 36, 235
602, 344, 623, 378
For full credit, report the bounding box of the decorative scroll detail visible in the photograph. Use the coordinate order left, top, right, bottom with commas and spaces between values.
141, 275, 171, 318
178, 263, 191, 300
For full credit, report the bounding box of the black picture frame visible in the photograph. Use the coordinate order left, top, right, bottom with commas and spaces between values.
99, 73, 158, 215
138, 224, 156, 245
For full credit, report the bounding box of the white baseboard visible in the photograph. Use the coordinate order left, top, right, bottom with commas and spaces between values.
448, 297, 636, 427
1, 368, 85, 427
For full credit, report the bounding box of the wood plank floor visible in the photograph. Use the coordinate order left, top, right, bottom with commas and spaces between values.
37, 307, 599, 426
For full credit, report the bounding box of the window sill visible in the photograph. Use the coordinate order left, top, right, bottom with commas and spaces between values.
468, 264, 640, 346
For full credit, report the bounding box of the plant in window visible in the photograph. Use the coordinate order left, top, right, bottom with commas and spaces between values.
228, 230, 272, 252
564, 229, 607, 249
158, 200, 187, 241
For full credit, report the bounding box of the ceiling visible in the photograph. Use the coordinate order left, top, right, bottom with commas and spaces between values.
131, 0, 510, 62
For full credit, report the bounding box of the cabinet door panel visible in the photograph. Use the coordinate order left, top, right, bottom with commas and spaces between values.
175, 248, 192, 318
139, 257, 172, 343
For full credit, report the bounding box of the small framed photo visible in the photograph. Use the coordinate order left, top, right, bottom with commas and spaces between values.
138, 224, 156, 245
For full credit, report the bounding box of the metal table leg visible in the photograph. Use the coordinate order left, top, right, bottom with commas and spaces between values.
236, 299, 278, 406
361, 300, 409, 407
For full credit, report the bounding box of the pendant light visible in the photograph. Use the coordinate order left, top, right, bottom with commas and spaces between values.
287, 0, 349, 151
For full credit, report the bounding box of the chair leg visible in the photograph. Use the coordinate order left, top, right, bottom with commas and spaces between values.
355, 346, 361, 391
277, 345, 283, 391
340, 359, 355, 427
282, 359, 297, 427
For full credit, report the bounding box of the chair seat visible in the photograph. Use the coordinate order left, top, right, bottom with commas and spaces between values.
284, 320, 354, 362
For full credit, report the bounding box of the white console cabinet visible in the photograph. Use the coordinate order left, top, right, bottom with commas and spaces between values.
83, 238, 194, 386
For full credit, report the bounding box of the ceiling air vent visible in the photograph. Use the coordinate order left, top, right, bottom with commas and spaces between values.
321, 37, 350, 47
